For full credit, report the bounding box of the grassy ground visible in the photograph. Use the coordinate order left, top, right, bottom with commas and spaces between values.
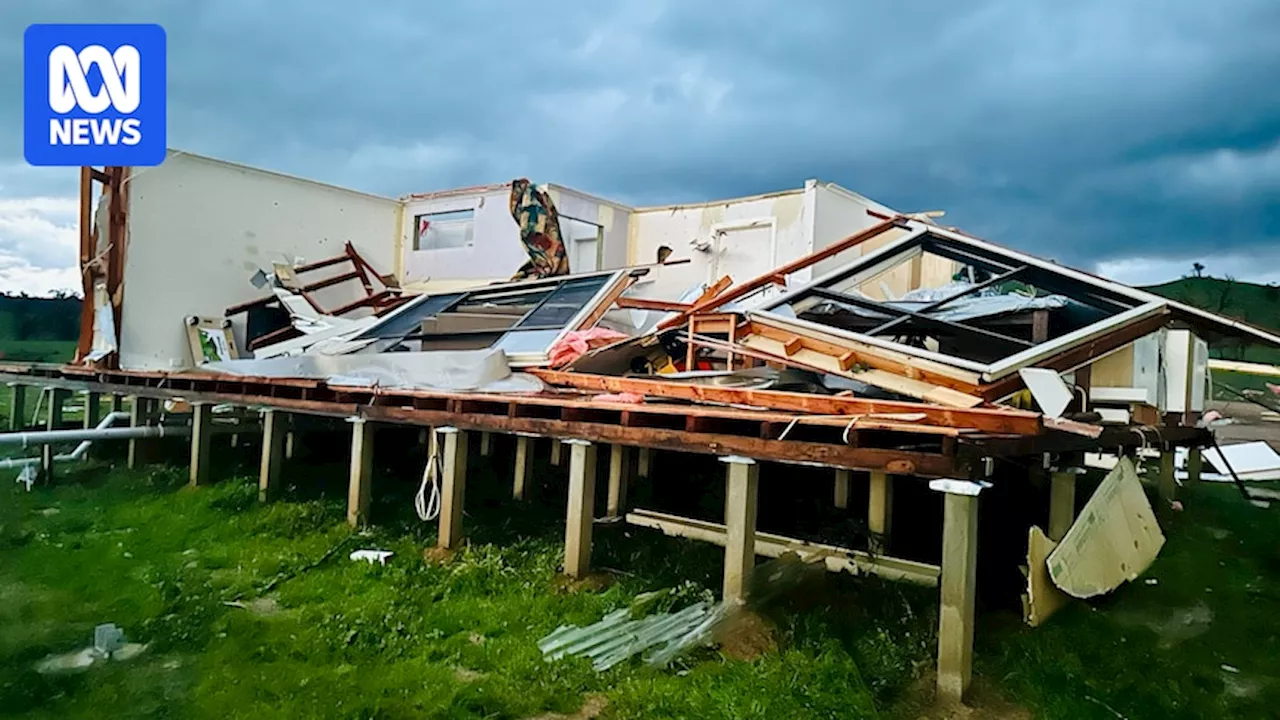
2, 389, 1279, 718
0, 340, 78, 363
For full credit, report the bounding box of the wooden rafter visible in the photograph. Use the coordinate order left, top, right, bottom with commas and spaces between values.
658, 216, 910, 330
531, 369, 1042, 435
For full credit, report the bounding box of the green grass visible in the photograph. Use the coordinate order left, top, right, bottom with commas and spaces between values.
3, 384, 1280, 718
981, 480, 1280, 719
0, 340, 77, 364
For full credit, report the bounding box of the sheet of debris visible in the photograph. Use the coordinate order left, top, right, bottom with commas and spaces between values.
539, 588, 734, 671
1047, 457, 1165, 599
200, 348, 544, 393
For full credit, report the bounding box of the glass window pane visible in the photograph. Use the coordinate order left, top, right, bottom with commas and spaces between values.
493, 329, 562, 355
518, 276, 609, 328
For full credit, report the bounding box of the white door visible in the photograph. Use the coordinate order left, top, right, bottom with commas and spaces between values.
710, 222, 776, 303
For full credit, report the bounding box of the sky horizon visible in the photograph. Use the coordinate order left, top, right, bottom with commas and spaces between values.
3, 1, 1279, 297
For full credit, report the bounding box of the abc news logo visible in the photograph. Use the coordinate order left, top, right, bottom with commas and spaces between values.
48, 44, 144, 146
24, 24, 166, 167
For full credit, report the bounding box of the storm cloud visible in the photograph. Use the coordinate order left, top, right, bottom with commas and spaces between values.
2, 0, 1278, 294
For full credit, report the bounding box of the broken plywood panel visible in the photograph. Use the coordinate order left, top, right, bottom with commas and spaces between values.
1021, 526, 1069, 627
739, 334, 983, 408
1047, 457, 1164, 599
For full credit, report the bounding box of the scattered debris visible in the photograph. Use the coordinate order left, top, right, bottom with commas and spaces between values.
1021, 526, 1069, 627
1048, 458, 1165, 598
349, 549, 394, 565
539, 589, 733, 671
223, 597, 281, 616
35, 623, 148, 675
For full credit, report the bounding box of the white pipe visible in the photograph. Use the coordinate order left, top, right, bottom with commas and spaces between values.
0, 411, 188, 448
1, 411, 134, 471
64, 412, 130, 461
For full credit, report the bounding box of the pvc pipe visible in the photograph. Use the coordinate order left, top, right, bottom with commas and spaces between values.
0, 421, 189, 449
0, 412, 191, 471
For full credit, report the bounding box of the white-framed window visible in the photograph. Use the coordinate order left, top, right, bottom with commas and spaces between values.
413, 208, 475, 251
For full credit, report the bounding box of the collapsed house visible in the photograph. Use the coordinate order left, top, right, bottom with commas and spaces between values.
5, 151, 1280, 705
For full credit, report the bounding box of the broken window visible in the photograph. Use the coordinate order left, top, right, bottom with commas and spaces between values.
413, 208, 475, 251
353, 270, 623, 364
757, 229, 1158, 374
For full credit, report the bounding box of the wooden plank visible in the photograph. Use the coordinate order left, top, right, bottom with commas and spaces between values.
742, 334, 984, 408
438, 427, 468, 548
259, 409, 286, 502
190, 402, 215, 487
722, 456, 759, 602
834, 469, 851, 509
0, 368, 966, 473
626, 508, 940, 586
1157, 451, 1176, 509
1048, 470, 1076, 542
480, 430, 493, 456
576, 272, 640, 330
127, 395, 151, 469
564, 440, 597, 578
659, 216, 909, 329
75, 167, 95, 363
937, 490, 980, 705
615, 297, 693, 312
869, 471, 893, 552
366, 404, 960, 475
746, 320, 984, 394
41, 389, 68, 482
637, 446, 652, 478
1186, 446, 1202, 485
1207, 358, 1280, 377
606, 444, 630, 518
8, 384, 26, 431
83, 391, 101, 430
531, 369, 1039, 436
513, 435, 532, 500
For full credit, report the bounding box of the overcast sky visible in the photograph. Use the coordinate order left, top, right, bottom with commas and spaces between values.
3, 0, 1279, 296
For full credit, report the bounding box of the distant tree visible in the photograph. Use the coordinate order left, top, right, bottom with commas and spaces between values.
1191, 262, 1205, 278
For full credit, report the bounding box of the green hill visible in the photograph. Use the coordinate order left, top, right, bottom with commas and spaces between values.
0, 294, 81, 363
1143, 277, 1280, 364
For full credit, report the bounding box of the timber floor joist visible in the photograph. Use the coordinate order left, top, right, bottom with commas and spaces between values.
0, 364, 966, 476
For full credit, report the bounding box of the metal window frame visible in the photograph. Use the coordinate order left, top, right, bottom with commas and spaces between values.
357, 269, 629, 366
754, 222, 1174, 381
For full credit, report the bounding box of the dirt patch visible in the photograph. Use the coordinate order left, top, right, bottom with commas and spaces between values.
899, 672, 1033, 720
551, 572, 613, 594
715, 609, 778, 661
452, 666, 484, 683
422, 546, 458, 565
524, 694, 608, 720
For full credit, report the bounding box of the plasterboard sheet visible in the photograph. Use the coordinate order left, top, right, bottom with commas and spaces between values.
1022, 526, 1069, 627
1019, 368, 1073, 418
1047, 457, 1165, 599
1202, 441, 1280, 477
200, 349, 543, 393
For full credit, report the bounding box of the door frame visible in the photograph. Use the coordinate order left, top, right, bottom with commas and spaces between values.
707, 217, 777, 284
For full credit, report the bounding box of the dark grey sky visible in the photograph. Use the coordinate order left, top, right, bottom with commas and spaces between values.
3, 0, 1279, 294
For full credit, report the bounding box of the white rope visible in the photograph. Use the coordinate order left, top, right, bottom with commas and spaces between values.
414, 429, 442, 522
